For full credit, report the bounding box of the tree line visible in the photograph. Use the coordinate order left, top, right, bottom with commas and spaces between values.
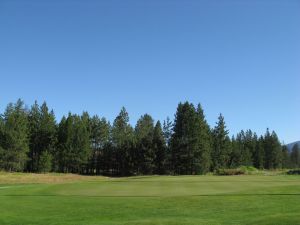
0, 99, 299, 175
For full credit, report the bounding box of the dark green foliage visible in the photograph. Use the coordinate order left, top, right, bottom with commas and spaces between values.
230, 130, 255, 168
163, 117, 173, 147
171, 102, 194, 174
263, 129, 282, 169
281, 145, 290, 169
229, 136, 241, 168
242, 130, 256, 166
111, 107, 135, 176
153, 121, 167, 174
38, 151, 52, 173
215, 166, 257, 176
135, 114, 155, 174
230, 132, 264, 169
88, 115, 110, 175
290, 144, 300, 168
27, 101, 57, 172
287, 169, 300, 175
0, 100, 29, 171
170, 102, 211, 175
163, 117, 173, 173
211, 114, 231, 170
56, 113, 91, 173
195, 104, 212, 174
253, 136, 265, 169
0, 99, 293, 175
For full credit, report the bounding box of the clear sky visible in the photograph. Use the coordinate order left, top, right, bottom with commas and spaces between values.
0, 0, 299, 143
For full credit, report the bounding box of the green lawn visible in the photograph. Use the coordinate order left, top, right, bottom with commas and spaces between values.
0, 174, 300, 225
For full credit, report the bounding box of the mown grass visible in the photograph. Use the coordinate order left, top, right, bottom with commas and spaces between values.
0, 173, 299, 225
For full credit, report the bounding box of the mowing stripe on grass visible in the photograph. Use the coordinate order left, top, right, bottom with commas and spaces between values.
0, 193, 300, 198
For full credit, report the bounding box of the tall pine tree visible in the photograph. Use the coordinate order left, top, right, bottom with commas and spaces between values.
27, 101, 57, 172
89, 115, 110, 175
0, 99, 29, 171
111, 107, 135, 176
290, 144, 300, 168
281, 145, 290, 169
253, 136, 264, 169
171, 102, 211, 174
153, 121, 167, 174
211, 114, 231, 170
264, 129, 282, 169
135, 114, 155, 175
195, 104, 211, 174
163, 117, 173, 173
56, 113, 91, 173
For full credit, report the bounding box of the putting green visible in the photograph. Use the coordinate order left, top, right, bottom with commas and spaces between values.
0, 174, 299, 225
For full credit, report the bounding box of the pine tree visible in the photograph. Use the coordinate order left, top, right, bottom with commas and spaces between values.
163, 117, 173, 173
171, 102, 195, 174
195, 104, 211, 174
27, 101, 57, 172
89, 115, 110, 175
55, 115, 67, 172
153, 121, 167, 174
281, 145, 290, 169
111, 107, 135, 176
0, 117, 4, 167
290, 144, 300, 168
241, 130, 254, 166
0, 99, 29, 171
0, 99, 290, 175
229, 135, 241, 168
264, 129, 282, 169
56, 113, 91, 173
263, 129, 272, 169
38, 151, 53, 173
135, 114, 155, 175
170, 102, 210, 174
253, 136, 264, 169
163, 117, 173, 147
251, 133, 258, 165
211, 114, 231, 170
27, 101, 39, 171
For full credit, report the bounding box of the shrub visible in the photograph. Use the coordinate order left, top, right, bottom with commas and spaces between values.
239, 166, 258, 174
287, 169, 300, 175
214, 168, 245, 176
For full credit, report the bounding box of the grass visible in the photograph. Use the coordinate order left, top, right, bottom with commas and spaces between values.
0, 173, 300, 225
0, 171, 102, 184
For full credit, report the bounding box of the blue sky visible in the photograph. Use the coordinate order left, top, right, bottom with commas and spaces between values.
0, 0, 299, 143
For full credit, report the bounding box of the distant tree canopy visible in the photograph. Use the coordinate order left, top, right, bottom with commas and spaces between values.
0, 99, 294, 175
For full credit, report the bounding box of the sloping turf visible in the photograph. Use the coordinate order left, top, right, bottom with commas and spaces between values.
0, 174, 299, 225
